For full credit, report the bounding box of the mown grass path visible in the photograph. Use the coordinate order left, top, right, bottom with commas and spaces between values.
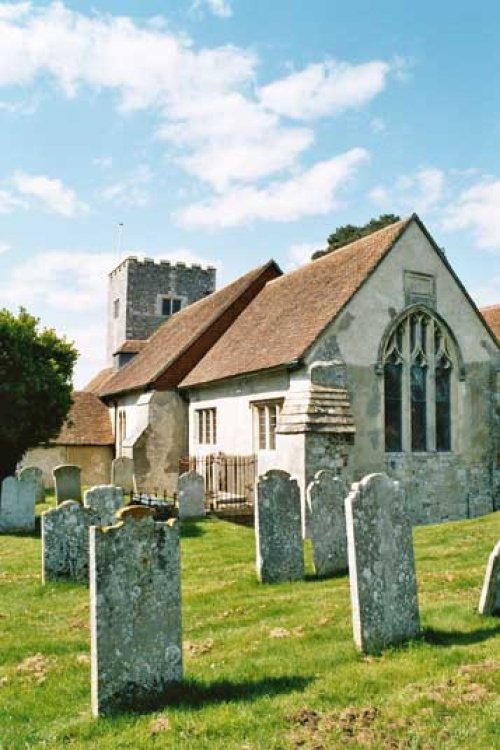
0, 502, 499, 749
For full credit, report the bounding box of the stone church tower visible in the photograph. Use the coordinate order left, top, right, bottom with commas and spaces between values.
107, 256, 216, 367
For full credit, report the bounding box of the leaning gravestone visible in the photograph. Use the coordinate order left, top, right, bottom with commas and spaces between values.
90, 505, 182, 716
42, 501, 97, 583
178, 471, 205, 519
53, 464, 82, 504
345, 473, 420, 654
84, 485, 124, 527
255, 469, 304, 583
0, 476, 36, 533
111, 457, 135, 493
18, 466, 45, 504
306, 470, 348, 577
478, 540, 500, 616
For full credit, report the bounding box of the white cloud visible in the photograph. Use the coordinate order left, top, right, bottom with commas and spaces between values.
93, 155, 113, 170
285, 242, 321, 271
442, 180, 500, 252
370, 116, 386, 133
0, 187, 26, 213
192, 0, 233, 18
370, 167, 445, 215
100, 165, 152, 208
260, 60, 391, 121
11, 171, 88, 217
0, 242, 10, 254
177, 148, 369, 228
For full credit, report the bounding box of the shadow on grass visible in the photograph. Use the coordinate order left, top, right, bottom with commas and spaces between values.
423, 624, 500, 646
179, 520, 208, 538
5, 515, 42, 539
110, 674, 313, 715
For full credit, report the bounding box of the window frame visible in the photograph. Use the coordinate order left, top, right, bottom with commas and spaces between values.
159, 295, 183, 317
195, 408, 217, 445
251, 399, 283, 452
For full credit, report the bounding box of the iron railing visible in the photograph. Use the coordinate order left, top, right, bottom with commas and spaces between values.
179, 453, 256, 512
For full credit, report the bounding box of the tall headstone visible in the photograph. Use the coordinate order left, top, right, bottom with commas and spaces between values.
345, 473, 420, 654
18, 466, 45, 504
255, 470, 304, 583
84, 485, 124, 527
178, 471, 205, 519
306, 470, 348, 577
111, 457, 135, 494
42, 501, 96, 583
478, 541, 500, 616
90, 506, 182, 716
0, 476, 36, 532
53, 464, 82, 504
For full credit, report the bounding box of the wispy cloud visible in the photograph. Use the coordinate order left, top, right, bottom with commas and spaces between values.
369, 167, 445, 214
192, 0, 233, 19
99, 165, 152, 208
285, 242, 321, 271
177, 148, 369, 228
442, 179, 500, 253
11, 171, 88, 217
0, 241, 10, 254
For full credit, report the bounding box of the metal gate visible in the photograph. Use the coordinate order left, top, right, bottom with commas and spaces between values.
179, 454, 256, 518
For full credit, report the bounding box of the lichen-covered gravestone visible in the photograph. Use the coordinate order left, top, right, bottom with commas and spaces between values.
18, 466, 45, 504
255, 469, 304, 583
0, 476, 36, 532
42, 501, 97, 583
345, 473, 420, 654
178, 471, 206, 519
478, 541, 500, 616
90, 506, 182, 716
84, 485, 124, 527
53, 464, 82, 504
306, 470, 348, 577
111, 457, 135, 493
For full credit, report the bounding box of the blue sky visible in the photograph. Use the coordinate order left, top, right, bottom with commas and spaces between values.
0, 0, 499, 387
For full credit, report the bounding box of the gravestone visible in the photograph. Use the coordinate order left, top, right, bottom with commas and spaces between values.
306, 470, 348, 577
255, 469, 304, 583
178, 471, 205, 519
111, 457, 135, 493
53, 464, 82, 504
18, 466, 45, 504
345, 473, 420, 654
42, 501, 96, 583
478, 541, 500, 616
0, 476, 36, 532
84, 485, 124, 527
90, 506, 182, 716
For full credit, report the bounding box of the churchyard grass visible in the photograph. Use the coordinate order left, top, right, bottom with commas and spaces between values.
0, 503, 499, 749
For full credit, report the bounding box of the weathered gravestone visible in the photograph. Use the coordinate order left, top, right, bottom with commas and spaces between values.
90, 505, 182, 716
84, 485, 124, 527
42, 501, 97, 583
306, 470, 348, 577
53, 464, 82, 504
345, 473, 420, 654
255, 469, 304, 583
178, 471, 206, 519
18, 466, 45, 504
111, 457, 135, 493
0, 476, 36, 532
478, 540, 500, 616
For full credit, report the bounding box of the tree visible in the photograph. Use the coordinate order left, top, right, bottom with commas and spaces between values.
312, 214, 401, 260
0, 308, 78, 482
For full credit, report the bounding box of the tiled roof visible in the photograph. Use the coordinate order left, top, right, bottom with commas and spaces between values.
54, 391, 114, 446
100, 260, 281, 397
113, 339, 149, 355
480, 304, 500, 342
181, 216, 413, 388
83, 367, 114, 394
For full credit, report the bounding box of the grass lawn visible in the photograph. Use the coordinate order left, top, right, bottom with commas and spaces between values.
0, 501, 499, 750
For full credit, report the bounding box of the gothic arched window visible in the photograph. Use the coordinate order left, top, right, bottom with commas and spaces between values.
383, 309, 455, 453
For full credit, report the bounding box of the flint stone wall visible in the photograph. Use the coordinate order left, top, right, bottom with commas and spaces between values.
84, 485, 124, 526
53, 464, 82, 504
111, 457, 135, 493
345, 473, 420, 654
478, 541, 500, 616
255, 469, 304, 583
306, 470, 348, 577
178, 471, 205, 519
42, 501, 97, 583
90, 506, 182, 716
18, 466, 45, 504
0, 476, 36, 532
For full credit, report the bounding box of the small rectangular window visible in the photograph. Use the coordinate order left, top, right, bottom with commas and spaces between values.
196, 408, 216, 444
172, 298, 182, 313
253, 401, 282, 451
161, 297, 182, 316
113, 298, 120, 319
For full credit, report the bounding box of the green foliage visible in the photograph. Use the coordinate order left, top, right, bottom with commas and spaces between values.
0, 308, 77, 480
0, 508, 499, 749
312, 214, 401, 260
